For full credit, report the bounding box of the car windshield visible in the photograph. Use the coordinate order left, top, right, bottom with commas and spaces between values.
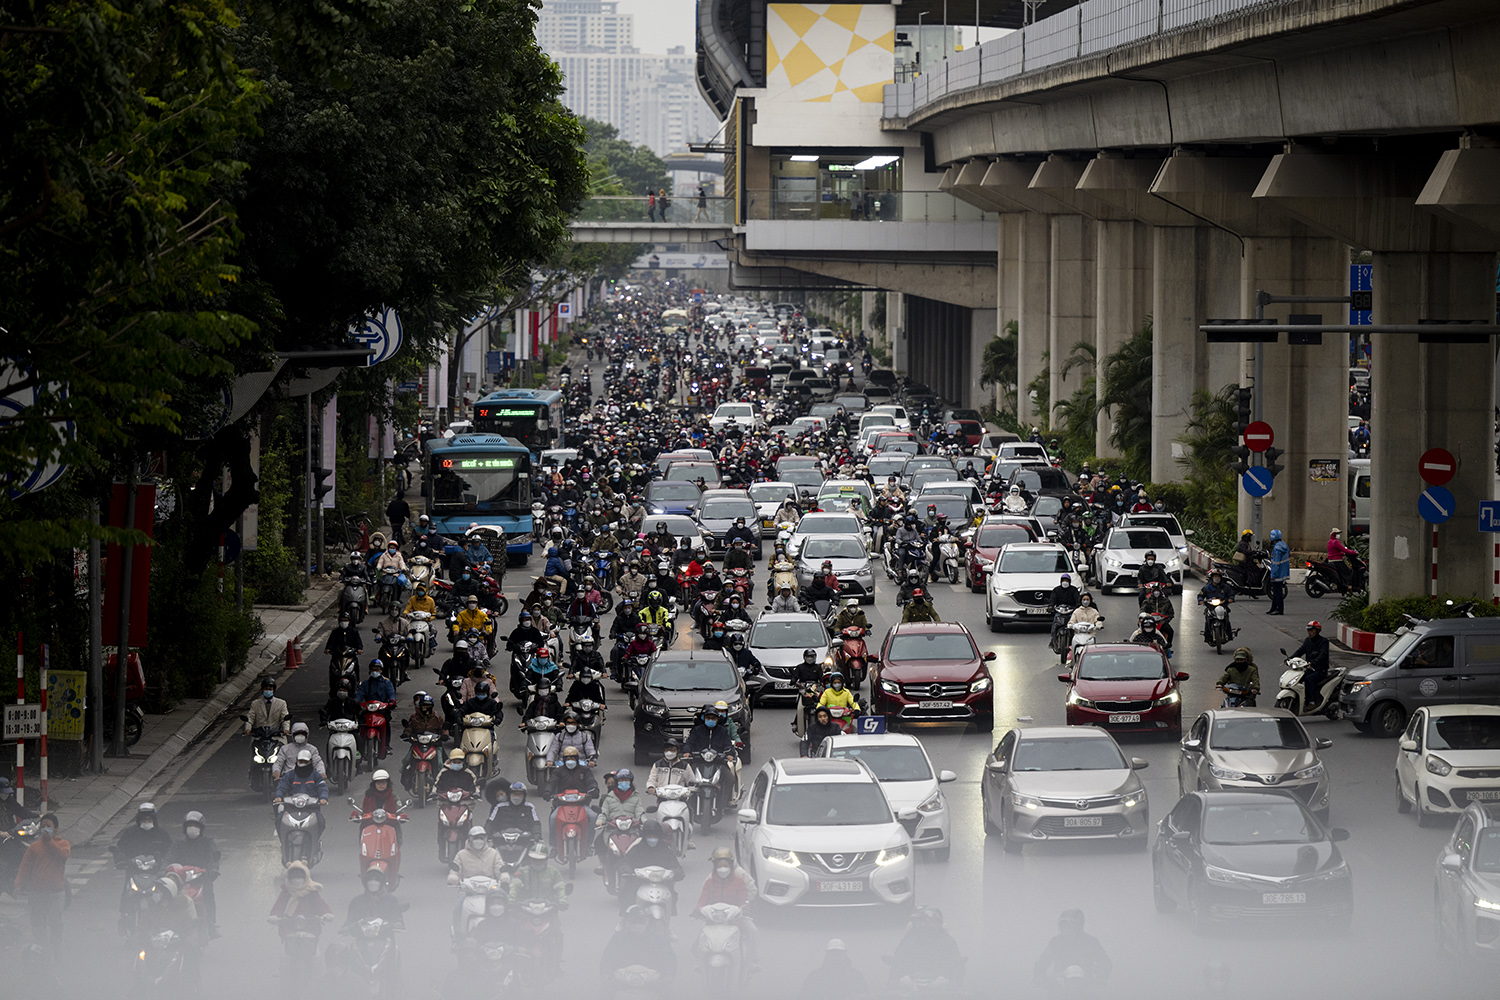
997, 549, 1071, 574
905, 458, 952, 474
923, 498, 970, 521
1013, 737, 1127, 771
779, 457, 819, 470
868, 458, 907, 478
1109, 530, 1174, 549
1476, 829, 1500, 873
976, 526, 1032, 548
1078, 652, 1167, 681
802, 537, 866, 560
1202, 802, 1317, 845
700, 499, 756, 519
766, 782, 892, 826
648, 482, 701, 501
783, 470, 825, 486
1033, 496, 1063, 516
810, 404, 841, 417
1211, 717, 1310, 750
648, 516, 697, 537
750, 484, 794, 503
829, 745, 932, 781
1427, 715, 1500, 750
665, 464, 717, 483
800, 515, 859, 535
717, 405, 753, 418
750, 619, 827, 649
835, 396, 867, 411
886, 632, 975, 661
1129, 514, 1181, 535
646, 658, 737, 692
861, 416, 894, 429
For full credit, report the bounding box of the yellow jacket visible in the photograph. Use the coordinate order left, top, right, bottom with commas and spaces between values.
403, 594, 436, 616
817, 687, 859, 713
456, 608, 492, 634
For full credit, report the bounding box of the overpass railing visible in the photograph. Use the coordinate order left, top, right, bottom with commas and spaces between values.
743, 190, 996, 223
572, 195, 735, 225
884, 0, 1284, 119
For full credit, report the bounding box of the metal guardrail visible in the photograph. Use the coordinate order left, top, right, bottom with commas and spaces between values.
572, 196, 735, 225
883, 0, 1285, 119
743, 189, 996, 223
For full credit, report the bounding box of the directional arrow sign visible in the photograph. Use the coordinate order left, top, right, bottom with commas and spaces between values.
1479, 500, 1500, 533
1419, 486, 1455, 524
1243, 421, 1274, 453
1242, 467, 1274, 497
1419, 447, 1457, 486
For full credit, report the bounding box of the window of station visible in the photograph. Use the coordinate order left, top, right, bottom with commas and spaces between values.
766, 151, 904, 221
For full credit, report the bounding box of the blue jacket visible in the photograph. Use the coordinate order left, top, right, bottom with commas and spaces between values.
275, 769, 329, 801
355, 676, 397, 704
544, 555, 566, 577
1267, 540, 1291, 581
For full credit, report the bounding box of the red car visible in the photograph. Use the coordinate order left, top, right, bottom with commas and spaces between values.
870, 622, 996, 731
943, 420, 983, 447
964, 519, 1039, 592
1059, 643, 1188, 738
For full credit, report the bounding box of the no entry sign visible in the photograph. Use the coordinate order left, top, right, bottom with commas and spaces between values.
1243, 421, 1274, 453
1419, 448, 1456, 486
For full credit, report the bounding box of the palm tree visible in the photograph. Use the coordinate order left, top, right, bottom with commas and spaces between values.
979, 321, 1019, 416
1098, 319, 1154, 479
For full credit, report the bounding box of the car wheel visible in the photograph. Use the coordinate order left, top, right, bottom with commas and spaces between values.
1396, 775, 1411, 814
1152, 868, 1176, 913
1369, 701, 1406, 738
1416, 787, 1441, 828
1188, 882, 1214, 935
987, 605, 1001, 633
1000, 808, 1022, 855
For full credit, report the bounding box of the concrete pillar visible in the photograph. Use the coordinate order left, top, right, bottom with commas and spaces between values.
1017, 213, 1051, 427
1151, 225, 1241, 483
1094, 219, 1153, 458
1370, 251, 1497, 600
889, 292, 907, 375
1236, 236, 1348, 552
1048, 214, 1095, 436
970, 308, 998, 411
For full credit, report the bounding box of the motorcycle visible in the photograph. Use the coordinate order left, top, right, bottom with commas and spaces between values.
245, 723, 286, 800
325, 718, 358, 793
273, 912, 331, 968
831, 626, 870, 689
601, 814, 642, 895
1304, 552, 1368, 598
408, 554, 436, 593
453, 874, 503, 941
794, 681, 821, 753
935, 531, 963, 584
493, 826, 535, 875
1219, 682, 1257, 708
0, 818, 38, 893
277, 791, 324, 867
511, 896, 565, 987
340, 569, 369, 624
523, 715, 559, 789
1064, 619, 1105, 665
827, 704, 859, 735
133, 927, 188, 990
378, 632, 411, 688
1048, 605, 1073, 658
404, 610, 435, 668
437, 789, 473, 865
1214, 547, 1269, 597
1200, 597, 1237, 653
630, 865, 677, 937
687, 750, 736, 831
401, 732, 442, 808
339, 917, 402, 994
330, 650, 360, 695
378, 566, 404, 613
358, 701, 392, 769
349, 798, 409, 882
652, 784, 693, 856
1275, 651, 1348, 720
116, 853, 165, 937
552, 788, 592, 878
460, 713, 498, 781
692, 902, 748, 989
572, 695, 605, 751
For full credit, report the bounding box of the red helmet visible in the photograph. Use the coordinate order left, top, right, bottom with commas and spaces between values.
912, 588, 925, 598
537, 647, 551, 658
1306, 620, 1322, 631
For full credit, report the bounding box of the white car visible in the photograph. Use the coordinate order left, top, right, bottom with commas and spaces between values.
1091, 526, 1184, 593
1397, 705, 1500, 824
818, 733, 957, 859
985, 542, 1078, 632
868, 404, 911, 431
709, 402, 762, 432
785, 512, 866, 558
996, 441, 1051, 465
794, 534, 876, 602
1117, 512, 1193, 558
736, 757, 917, 908
749, 481, 799, 528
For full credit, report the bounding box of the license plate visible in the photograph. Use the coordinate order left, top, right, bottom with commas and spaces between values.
1063, 816, 1103, 828
1108, 713, 1142, 724
772, 681, 793, 690
817, 880, 864, 892
1262, 892, 1305, 905
1469, 790, 1500, 801
919, 700, 954, 709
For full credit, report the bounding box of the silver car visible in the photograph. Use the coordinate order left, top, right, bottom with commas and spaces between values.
747, 612, 830, 703
981, 726, 1150, 853
795, 534, 876, 602
1091, 526, 1184, 594
1434, 801, 1500, 961
1178, 709, 1333, 823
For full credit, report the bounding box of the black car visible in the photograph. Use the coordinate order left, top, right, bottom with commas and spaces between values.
632, 650, 752, 765
1007, 467, 1074, 497
1152, 790, 1353, 932
867, 369, 898, 387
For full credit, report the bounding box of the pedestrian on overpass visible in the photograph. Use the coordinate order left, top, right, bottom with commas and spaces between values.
1266, 529, 1290, 615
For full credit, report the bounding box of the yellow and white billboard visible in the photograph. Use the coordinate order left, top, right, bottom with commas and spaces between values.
766, 3, 895, 104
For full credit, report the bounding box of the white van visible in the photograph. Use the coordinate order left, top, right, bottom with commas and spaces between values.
1348, 458, 1370, 534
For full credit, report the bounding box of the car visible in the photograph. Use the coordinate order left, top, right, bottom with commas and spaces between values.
1433, 801, 1500, 960
964, 519, 1040, 592
634, 513, 708, 552
785, 512, 865, 558
1397, 705, 1500, 825
989, 458, 1052, 485
804, 377, 838, 401
1006, 466, 1075, 497
908, 468, 961, 495
749, 481, 799, 528
663, 460, 723, 488
695, 489, 763, 559
632, 649, 751, 765
866, 430, 919, 456
1177, 709, 1334, 823
866, 369, 898, 388
1152, 790, 1352, 931
775, 455, 821, 477
986, 542, 1077, 632
816, 478, 874, 513
943, 408, 984, 424
1091, 526, 1184, 594
915, 480, 984, 509
869, 622, 996, 730
819, 733, 957, 859
943, 420, 984, 447
867, 453, 910, 482
790, 416, 828, 437
794, 534, 876, 603
868, 403, 909, 429
832, 393, 868, 415
1118, 511, 1192, 557
644, 479, 703, 516
655, 448, 716, 476
862, 384, 894, 402
747, 612, 830, 704
736, 757, 916, 909
781, 467, 827, 502
709, 403, 763, 433
857, 412, 895, 436
900, 455, 955, 486
915, 494, 977, 530
981, 725, 1150, 853
1062, 644, 1190, 739
996, 441, 1052, 465
976, 431, 1022, 458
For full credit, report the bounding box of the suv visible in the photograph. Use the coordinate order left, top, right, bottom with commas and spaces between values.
870, 622, 996, 731
736, 757, 916, 908
633, 650, 751, 765
819, 733, 957, 859
986, 542, 1077, 631
695, 489, 763, 559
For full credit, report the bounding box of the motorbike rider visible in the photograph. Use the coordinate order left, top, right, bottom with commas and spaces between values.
521, 676, 566, 724
267, 861, 333, 943
601, 904, 678, 982
832, 597, 870, 632
506, 610, 547, 658
460, 681, 505, 733
435, 748, 479, 799
1232, 528, 1256, 564
447, 824, 508, 886
320, 681, 361, 726
451, 566, 485, 608
1047, 574, 1082, 646
359, 770, 402, 844
166, 811, 220, 935
0, 775, 36, 825
926, 513, 954, 580
565, 654, 609, 709
456, 596, 496, 656
400, 694, 449, 791
1139, 582, 1175, 649
792, 648, 825, 692
508, 844, 568, 913
542, 749, 598, 845
462, 534, 494, 575
1033, 908, 1111, 985
775, 494, 802, 526
1290, 621, 1332, 708
888, 906, 965, 986
354, 662, 397, 757
271, 721, 326, 783
112, 802, 174, 931
1067, 593, 1103, 629
375, 539, 409, 593
816, 671, 859, 719
244, 676, 290, 738
769, 581, 800, 613
596, 767, 648, 863
638, 588, 671, 631
805, 560, 840, 609
273, 749, 329, 846
546, 711, 598, 766
1327, 528, 1360, 589
804, 706, 842, 758
337, 869, 405, 944
1196, 568, 1236, 610
1217, 647, 1261, 706
685, 705, 741, 802
725, 632, 763, 683
694, 847, 759, 971
523, 645, 564, 693
901, 587, 941, 623
543, 546, 571, 596
800, 939, 868, 999
489, 780, 544, 840
893, 515, 926, 572
1136, 550, 1169, 602
724, 517, 757, 551
325, 614, 364, 680
400, 582, 436, 621
616, 819, 684, 915
618, 560, 649, 604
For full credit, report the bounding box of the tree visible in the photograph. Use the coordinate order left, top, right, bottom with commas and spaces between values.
1050, 340, 1097, 458
1179, 384, 1239, 533
580, 118, 670, 198
979, 320, 1019, 416
1098, 319, 1154, 480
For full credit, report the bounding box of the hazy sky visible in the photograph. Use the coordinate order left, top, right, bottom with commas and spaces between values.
615, 0, 697, 53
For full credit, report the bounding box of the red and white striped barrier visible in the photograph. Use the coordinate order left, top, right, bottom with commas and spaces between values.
1334, 620, 1394, 654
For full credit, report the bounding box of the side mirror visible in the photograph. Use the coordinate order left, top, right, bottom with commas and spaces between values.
737, 808, 758, 824
1441, 852, 1463, 870
1174, 672, 1190, 681
982, 651, 996, 662
1182, 738, 1202, 752
1057, 673, 1073, 683
1315, 737, 1334, 750
1399, 738, 1418, 752
1330, 828, 1350, 843
938, 770, 957, 784
985, 760, 1006, 773
868, 655, 880, 664
1130, 758, 1149, 770
896, 808, 920, 822
1185, 529, 1195, 537
1170, 829, 1192, 844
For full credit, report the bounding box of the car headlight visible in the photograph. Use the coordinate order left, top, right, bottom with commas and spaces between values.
761, 847, 800, 866
1011, 793, 1041, 810
1345, 679, 1371, 692
1066, 689, 1095, 709
1475, 898, 1500, 912
1166, 558, 1181, 569
879, 679, 900, 695
970, 676, 992, 693
1300, 862, 1351, 883
1205, 864, 1264, 886
1121, 790, 1146, 808
1210, 764, 1246, 781
1294, 762, 1325, 780
1427, 755, 1453, 777
917, 792, 944, 814
1105, 556, 1122, 568
1154, 690, 1180, 707
643, 703, 667, 717
876, 845, 910, 865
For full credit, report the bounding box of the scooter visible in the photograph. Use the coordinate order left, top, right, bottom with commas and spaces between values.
523, 715, 559, 788
692, 901, 748, 989
404, 611, 435, 668
460, 713, 497, 781
794, 682, 821, 754
245, 723, 286, 801
1218, 682, 1257, 708
1064, 619, 1105, 665
278, 792, 324, 867
1200, 597, 1237, 653
572, 695, 604, 751
1275, 651, 1348, 720
325, 718, 358, 793
133, 926, 188, 990
493, 827, 535, 875
358, 701, 392, 770
437, 789, 473, 865
1214, 548, 1268, 597
340, 570, 369, 624
115, 852, 165, 937
1048, 605, 1073, 658
652, 784, 693, 856
511, 897, 565, 987
1303, 553, 1368, 598
935, 531, 963, 584
349, 798, 408, 884
630, 865, 677, 937
378, 567, 404, 613
552, 788, 592, 878
832, 626, 870, 689
408, 554, 436, 593
601, 814, 642, 895
687, 750, 736, 831
338, 917, 401, 993
401, 732, 442, 808
453, 874, 503, 941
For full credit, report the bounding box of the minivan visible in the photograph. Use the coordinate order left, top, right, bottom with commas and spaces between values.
1348, 458, 1370, 535
1340, 619, 1500, 737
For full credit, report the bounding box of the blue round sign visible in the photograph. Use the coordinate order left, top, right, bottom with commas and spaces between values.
1241, 467, 1274, 498
1418, 486, 1455, 524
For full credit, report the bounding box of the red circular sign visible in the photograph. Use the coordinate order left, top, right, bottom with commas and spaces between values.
1243, 421, 1274, 453
1419, 447, 1457, 486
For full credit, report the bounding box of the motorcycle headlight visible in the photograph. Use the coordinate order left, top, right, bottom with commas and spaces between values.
1011, 793, 1041, 810
1475, 898, 1500, 912
1294, 762, 1325, 780
1154, 690, 1180, 707
1426, 755, 1453, 777
876, 844, 910, 865
880, 680, 900, 695
917, 792, 944, 814
762, 846, 800, 866
1209, 764, 1246, 781
969, 676, 992, 693
1065, 689, 1094, 709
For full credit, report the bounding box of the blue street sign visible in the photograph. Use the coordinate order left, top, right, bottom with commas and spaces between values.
1419, 486, 1456, 525
1350, 263, 1372, 325
855, 715, 886, 735
1480, 501, 1500, 532
486, 351, 505, 375
1241, 467, 1274, 497
395, 381, 419, 393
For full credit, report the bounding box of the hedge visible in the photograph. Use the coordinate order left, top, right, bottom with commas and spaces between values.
1333, 592, 1500, 634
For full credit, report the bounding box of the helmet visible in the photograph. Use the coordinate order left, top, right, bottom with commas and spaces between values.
1232, 647, 1251, 663
915, 905, 945, 926
510, 781, 526, 793
183, 811, 204, 830
713, 700, 729, 712
526, 843, 550, 861
296, 748, 313, 764
372, 769, 390, 782
803, 648, 817, 662
710, 847, 735, 863
536, 648, 550, 659
616, 768, 634, 781
912, 587, 924, 598
1269, 529, 1282, 541
844, 597, 859, 609
1241, 529, 1253, 537
1306, 620, 1322, 631
560, 746, 581, 759
418, 694, 434, 709
1144, 551, 1156, 560
447, 748, 465, 762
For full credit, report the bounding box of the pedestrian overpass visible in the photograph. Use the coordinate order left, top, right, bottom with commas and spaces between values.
569, 196, 734, 244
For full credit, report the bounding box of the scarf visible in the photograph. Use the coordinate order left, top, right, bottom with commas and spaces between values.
282, 861, 322, 915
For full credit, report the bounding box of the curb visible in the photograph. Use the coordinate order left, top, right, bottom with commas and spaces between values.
1334, 620, 1395, 654
68, 584, 341, 848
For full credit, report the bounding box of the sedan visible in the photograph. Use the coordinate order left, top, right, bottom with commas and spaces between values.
1092, 527, 1184, 594
781, 467, 827, 503
1062, 644, 1189, 738
644, 479, 702, 516
985, 543, 1076, 631
964, 520, 1039, 592
1152, 790, 1352, 931
1434, 800, 1500, 961
785, 512, 865, 558
1118, 511, 1193, 557
1178, 709, 1333, 823
1397, 705, 1500, 825
981, 725, 1150, 853
634, 513, 707, 552
749, 481, 799, 528
820, 733, 957, 859
794, 534, 876, 603
747, 612, 830, 703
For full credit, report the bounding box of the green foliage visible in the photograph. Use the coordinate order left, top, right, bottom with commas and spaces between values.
1175, 384, 1239, 534
1337, 594, 1500, 634
979, 321, 1019, 417
580, 118, 669, 197
147, 530, 260, 707
1097, 320, 1153, 481
1049, 339, 1099, 462
1176, 514, 1236, 561
244, 438, 304, 604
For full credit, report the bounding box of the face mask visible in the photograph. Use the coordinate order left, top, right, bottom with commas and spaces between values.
469, 839, 487, 851
365, 882, 383, 894
185, 827, 201, 839
462, 574, 471, 581
832, 682, 843, 690
339, 622, 350, 629
1146, 557, 1155, 564
371, 671, 382, 680
705, 718, 717, 728
617, 781, 632, 792
263, 691, 274, 700
41, 826, 54, 839
140, 821, 155, 831
294, 734, 306, 744
645, 837, 660, 847
296, 764, 311, 775
663, 750, 677, 761
1082, 600, 1092, 607
564, 759, 578, 770
448, 762, 462, 771
714, 865, 732, 879
287, 877, 305, 890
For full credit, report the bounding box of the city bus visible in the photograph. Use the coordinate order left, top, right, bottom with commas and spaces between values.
423, 434, 534, 560
472, 388, 565, 459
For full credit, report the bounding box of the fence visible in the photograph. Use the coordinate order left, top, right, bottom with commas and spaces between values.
743, 189, 996, 224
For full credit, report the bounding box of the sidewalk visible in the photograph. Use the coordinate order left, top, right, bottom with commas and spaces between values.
16, 578, 340, 850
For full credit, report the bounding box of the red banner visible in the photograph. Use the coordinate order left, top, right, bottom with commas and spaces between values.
102, 483, 156, 647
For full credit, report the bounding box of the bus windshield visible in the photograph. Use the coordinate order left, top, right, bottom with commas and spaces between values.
473, 404, 551, 452
429, 452, 531, 512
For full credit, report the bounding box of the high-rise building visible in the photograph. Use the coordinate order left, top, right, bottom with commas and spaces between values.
536, 0, 632, 53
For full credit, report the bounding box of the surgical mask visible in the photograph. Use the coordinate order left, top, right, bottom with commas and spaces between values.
645, 837, 660, 847
365, 881, 383, 894
185, 827, 201, 840
462, 573, 471, 580
139, 821, 155, 831
565, 724, 578, 734
714, 865, 732, 879
262, 691, 274, 700
663, 750, 677, 761
370, 671, 382, 679
448, 762, 462, 771
510, 795, 525, 806
1081, 600, 1092, 607
487, 904, 506, 916
564, 759, 578, 770
41, 826, 54, 839
832, 681, 843, 690
705, 718, 717, 728
1146, 557, 1155, 564
617, 781, 632, 792
293, 734, 306, 744
469, 838, 487, 851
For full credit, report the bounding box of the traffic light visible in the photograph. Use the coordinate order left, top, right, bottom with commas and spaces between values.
311, 466, 334, 505
1229, 443, 1250, 476
1231, 385, 1253, 436
1263, 446, 1285, 478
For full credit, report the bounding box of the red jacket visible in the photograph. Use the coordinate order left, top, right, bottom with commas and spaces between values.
695, 871, 752, 909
